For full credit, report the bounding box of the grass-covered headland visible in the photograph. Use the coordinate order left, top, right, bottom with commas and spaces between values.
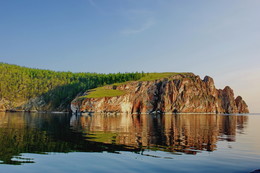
81, 87, 126, 99
82, 72, 190, 99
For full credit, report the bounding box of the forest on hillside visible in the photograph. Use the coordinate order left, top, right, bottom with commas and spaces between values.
0, 63, 144, 111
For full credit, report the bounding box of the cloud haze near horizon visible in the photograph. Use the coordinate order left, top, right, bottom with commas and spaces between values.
0, 0, 260, 112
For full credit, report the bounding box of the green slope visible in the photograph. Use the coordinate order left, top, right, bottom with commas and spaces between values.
83, 72, 191, 99
0, 63, 144, 111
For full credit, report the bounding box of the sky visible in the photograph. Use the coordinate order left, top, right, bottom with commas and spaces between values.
0, 0, 259, 112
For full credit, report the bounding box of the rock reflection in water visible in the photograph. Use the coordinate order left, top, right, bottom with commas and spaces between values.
0, 112, 140, 165
0, 112, 248, 165
70, 113, 248, 154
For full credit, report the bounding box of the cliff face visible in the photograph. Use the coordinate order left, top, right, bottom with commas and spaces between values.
71, 74, 249, 114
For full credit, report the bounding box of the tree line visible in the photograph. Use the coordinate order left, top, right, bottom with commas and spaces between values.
0, 63, 145, 110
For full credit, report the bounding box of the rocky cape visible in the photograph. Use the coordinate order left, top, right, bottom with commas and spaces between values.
71, 73, 249, 114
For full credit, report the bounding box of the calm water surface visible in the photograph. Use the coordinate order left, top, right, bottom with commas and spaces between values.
0, 112, 259, 173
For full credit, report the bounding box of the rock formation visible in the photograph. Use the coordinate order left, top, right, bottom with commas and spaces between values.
71, 73, 249, 114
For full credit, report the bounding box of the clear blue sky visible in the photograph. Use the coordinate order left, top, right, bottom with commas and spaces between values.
1, 0, 260, 112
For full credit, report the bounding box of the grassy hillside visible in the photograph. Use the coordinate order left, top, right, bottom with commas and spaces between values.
0, 63, 192, 111
138, 72, 182, 81
0, 63, 144, 111
82, 87, 126, 99
83, 72, 191, 99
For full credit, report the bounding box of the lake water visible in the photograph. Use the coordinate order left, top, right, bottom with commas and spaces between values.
0, 112, 259, 173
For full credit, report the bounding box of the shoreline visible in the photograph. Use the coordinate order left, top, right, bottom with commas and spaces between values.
2, 110, 257, 115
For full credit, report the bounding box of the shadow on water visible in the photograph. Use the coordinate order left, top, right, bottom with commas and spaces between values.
0, 112, 248, 165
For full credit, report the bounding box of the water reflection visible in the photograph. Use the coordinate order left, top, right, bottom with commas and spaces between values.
70, 113, 248, 153
0, 112, 139, 165
0, 112, 248, 165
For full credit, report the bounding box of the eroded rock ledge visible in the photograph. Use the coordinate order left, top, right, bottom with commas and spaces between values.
71, 73, 249, 114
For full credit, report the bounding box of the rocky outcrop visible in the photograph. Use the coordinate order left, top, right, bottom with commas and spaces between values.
71, 73, 249, 114
0, 96, 59, 112
235, 96, 249, 113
